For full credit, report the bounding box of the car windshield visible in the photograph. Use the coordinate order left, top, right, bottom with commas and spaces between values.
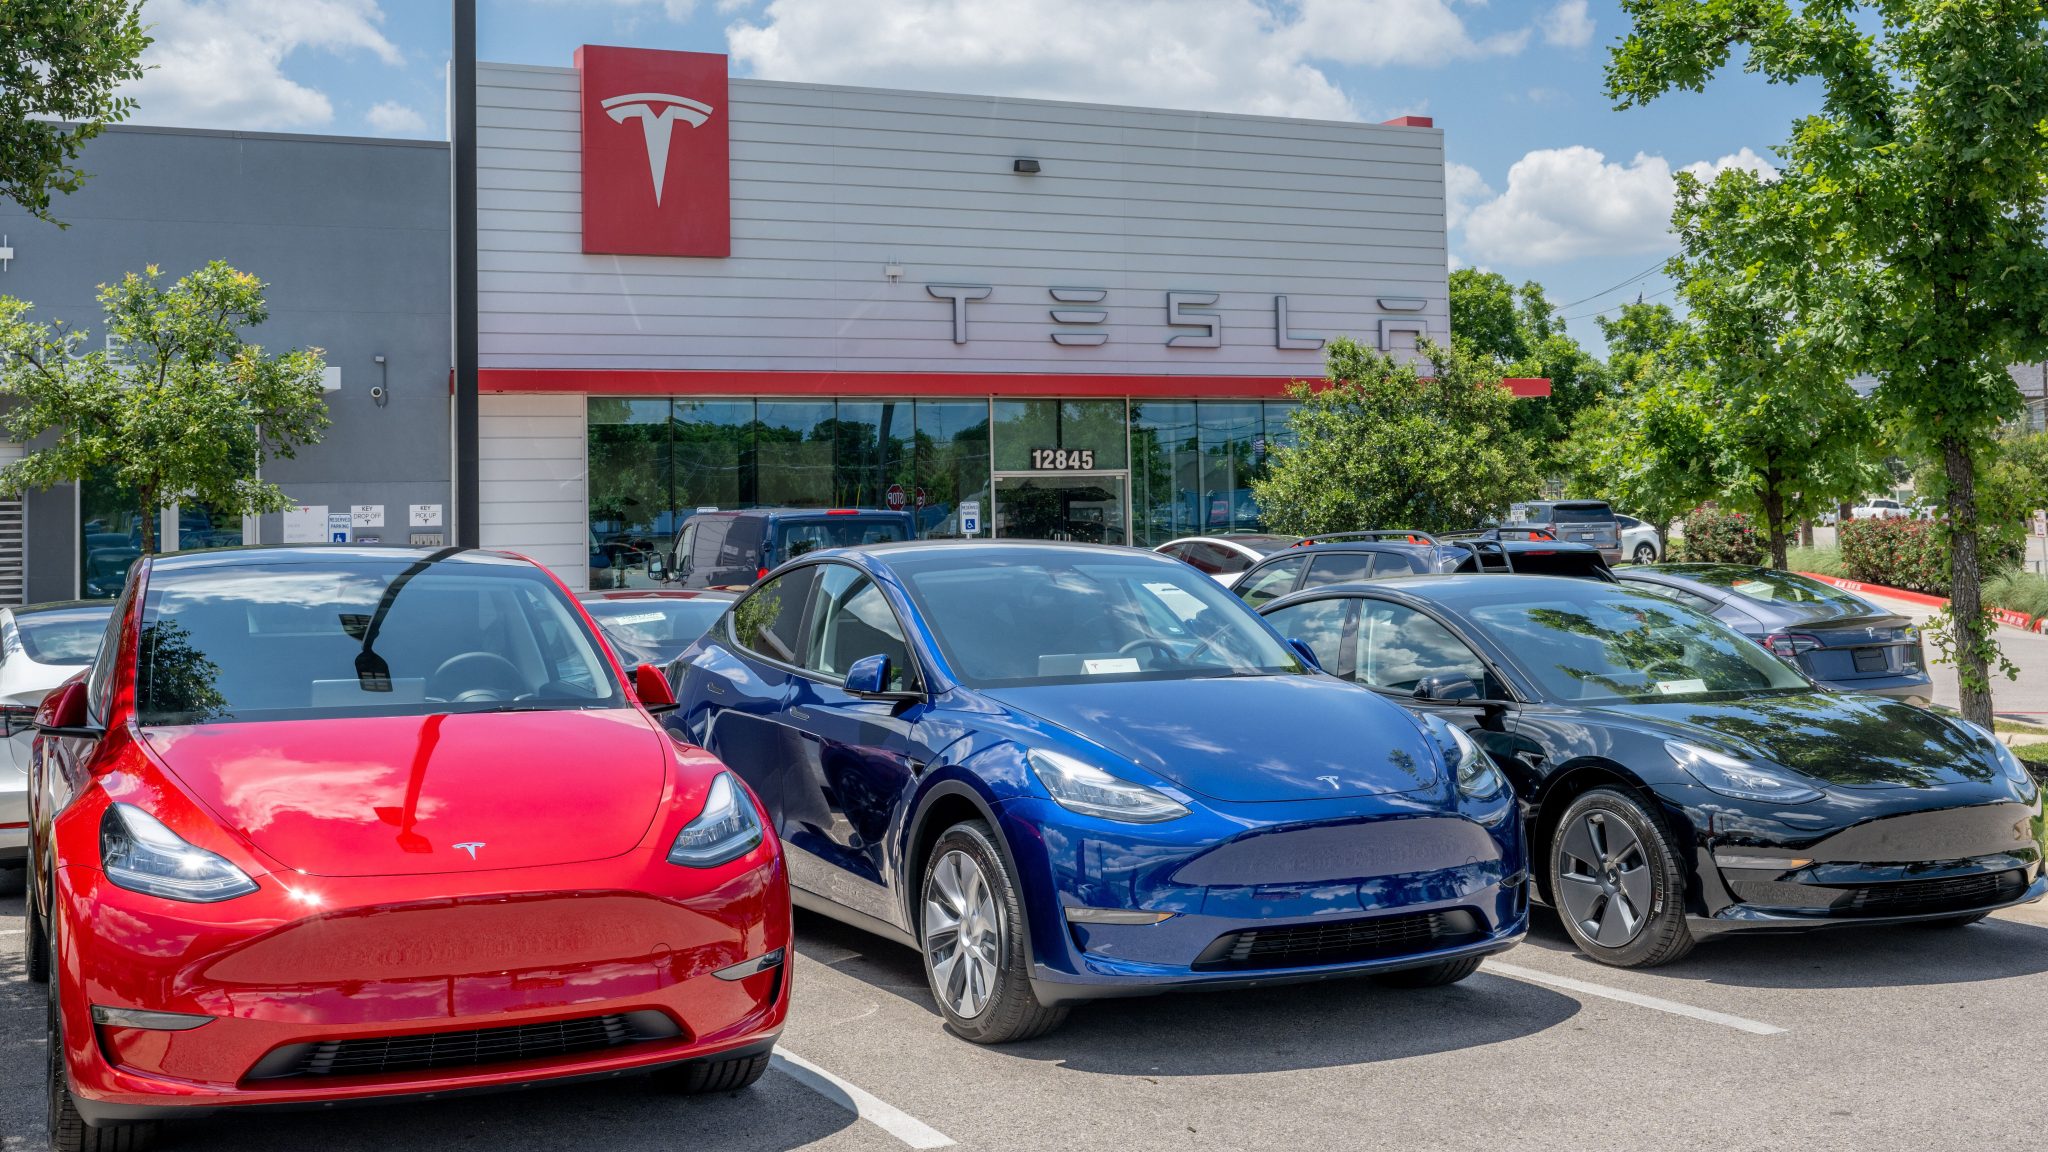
136, 555, 624, 725
1685, 569, 1865, 609
13, 606, 112, 664
776, 518, 908, 558
1470, 594, 1807, 703
584, 597, 730, 663
892, 551, 1303, 687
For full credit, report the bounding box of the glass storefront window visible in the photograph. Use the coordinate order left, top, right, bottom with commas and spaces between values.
1131, 401, 1198, 547
831, 400, 914, 511
672, 399, 749, 512
912, 400, 991, 538
177, 503, 244, 551
754, 401, 835, 508
589, 398, 672, 590
992, 399, 1127, 472
80, 468, 145, 599
1199, 401, 1264, 535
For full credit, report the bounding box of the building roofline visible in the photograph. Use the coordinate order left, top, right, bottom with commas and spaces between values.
100, 122, 448, 150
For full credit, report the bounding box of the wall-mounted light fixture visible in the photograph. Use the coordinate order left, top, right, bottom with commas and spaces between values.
1013, 158, 1041, 174
884, 261, 905, 281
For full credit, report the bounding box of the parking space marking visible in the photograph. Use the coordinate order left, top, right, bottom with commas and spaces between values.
1485, 961, 1786, 1036
772, 1048, 955, 1149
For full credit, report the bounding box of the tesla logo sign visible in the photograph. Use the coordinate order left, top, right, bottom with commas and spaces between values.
577, 46, 729, 257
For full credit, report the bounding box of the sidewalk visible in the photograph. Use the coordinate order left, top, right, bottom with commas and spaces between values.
1856, 589, 2048, 721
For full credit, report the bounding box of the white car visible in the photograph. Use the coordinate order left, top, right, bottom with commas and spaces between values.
1615, 514, 1664, 566
1152, 534, 1302, 586
1851, 498, 1912, 520
0, 601, 112, 885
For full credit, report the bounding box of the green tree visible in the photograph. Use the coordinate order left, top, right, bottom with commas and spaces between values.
0, 262, 330, 553
1609, 0, 2048, 726
0, 0, 150, 221
1253, 338, 1540, 535
1449, 269, 1611, 472
1669, 167, 1888, 569
1560, 303, 1719, 533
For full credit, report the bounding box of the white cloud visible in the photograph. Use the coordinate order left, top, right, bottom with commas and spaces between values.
125, 0, 401, 131
535, 0, 699, 18
728, 0, 1541, 121
1460, 145, 1779, 265
366, 100, 428, 135
1539, 1, 1595, 48
1444, 162, 1492, 230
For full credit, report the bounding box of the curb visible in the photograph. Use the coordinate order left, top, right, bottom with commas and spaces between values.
1796, 571, 2048, 634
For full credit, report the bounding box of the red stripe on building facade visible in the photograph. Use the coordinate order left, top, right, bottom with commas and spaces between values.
476, 369, 1554, 399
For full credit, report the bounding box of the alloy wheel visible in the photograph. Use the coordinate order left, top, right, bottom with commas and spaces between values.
1556, 810, 1653, 948
1634, 544, 1656, 565
923, 849, 1002, 1019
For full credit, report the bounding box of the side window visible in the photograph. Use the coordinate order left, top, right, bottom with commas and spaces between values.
1356, 601, 1487, 694
676, 524, 698, 571
1237, 555, 1308, 608
730, 564, 818, 665
1157, 542, 1189, 562
1263, 597, 1354, 679
87, 580, 137, 722
1300, 551, 1373, 589
1622, 580, 1717, 614
1184, 542, 1241, 575
804, 564, 915, 690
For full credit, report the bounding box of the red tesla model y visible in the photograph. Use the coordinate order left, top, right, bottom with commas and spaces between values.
25, 547, 790, 1151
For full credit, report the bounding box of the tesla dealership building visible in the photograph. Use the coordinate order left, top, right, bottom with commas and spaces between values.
0, 44, 1521, 603
473, 46, 1529, 591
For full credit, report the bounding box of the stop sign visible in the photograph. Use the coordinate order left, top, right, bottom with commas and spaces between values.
886, 483, 907, 510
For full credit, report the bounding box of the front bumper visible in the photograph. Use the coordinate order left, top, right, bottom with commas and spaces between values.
1683, 786, 2046, 935
997, 789, 1527, 1004
57, 853, 791, 1120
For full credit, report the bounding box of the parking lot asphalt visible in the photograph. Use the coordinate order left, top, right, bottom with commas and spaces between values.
1855, 589, 2048, 719
7, 890, 2048, 1152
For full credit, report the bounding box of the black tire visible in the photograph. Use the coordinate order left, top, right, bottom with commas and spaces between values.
24, 880, 48, 984
650, 1051, 772, 1095
1374, 955, 1483, 988
1911, 912, 1990, 929
1633, 543, 1657, 566
1548, 787, 1695, 968
0, 866, 25, 896
918, 820, 1067, 1044
47, 920, 156, 1152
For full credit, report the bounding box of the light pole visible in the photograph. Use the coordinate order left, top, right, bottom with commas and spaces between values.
452, 0, 479, 548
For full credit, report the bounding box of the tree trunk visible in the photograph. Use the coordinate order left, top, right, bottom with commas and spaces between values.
1943, 436, 1994, 727
137, 490, 157, 555
1763, 468, 1789, 570
1799, 519, 1814, 549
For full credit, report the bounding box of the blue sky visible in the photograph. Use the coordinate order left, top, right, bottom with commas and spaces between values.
120, 1, 1824, 350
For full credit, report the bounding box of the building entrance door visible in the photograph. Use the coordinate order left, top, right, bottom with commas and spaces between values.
991, 472, 1129, 545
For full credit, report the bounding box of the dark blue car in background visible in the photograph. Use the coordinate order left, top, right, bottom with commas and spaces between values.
666, 541, 1527, 1042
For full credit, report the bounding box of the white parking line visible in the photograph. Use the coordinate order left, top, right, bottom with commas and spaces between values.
772, 1049, 955, 1149
1485, 961, 1787, 1036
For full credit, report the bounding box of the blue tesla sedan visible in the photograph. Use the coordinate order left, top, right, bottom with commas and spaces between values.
665, 541, 1526, 1042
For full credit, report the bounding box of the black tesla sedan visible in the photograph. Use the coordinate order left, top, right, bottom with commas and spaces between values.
1614, 564, 1931, 703
1258, 575, 2045, 968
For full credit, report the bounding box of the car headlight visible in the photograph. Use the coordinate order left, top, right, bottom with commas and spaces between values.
668, 772, 764, 867
1955, 719, 2040, 801
1027, 748, 1189, 823
100, 803, 258, 903
1666, 741, 1821, 803
1423, 713, 1506, 799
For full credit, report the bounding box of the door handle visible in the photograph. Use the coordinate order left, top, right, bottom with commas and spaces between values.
705, 681, 725, 696
790, 707, 812, 721
908, 758, 928, 777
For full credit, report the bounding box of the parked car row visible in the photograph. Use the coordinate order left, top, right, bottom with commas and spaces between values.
20, 533, 2014, 1150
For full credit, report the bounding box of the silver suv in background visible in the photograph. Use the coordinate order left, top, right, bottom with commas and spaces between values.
1503, 500, 1623, 563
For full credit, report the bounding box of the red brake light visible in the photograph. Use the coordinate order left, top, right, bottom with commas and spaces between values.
827, 509, 860, 516
756, 567, 769, 580
1764, 633, 1822, 658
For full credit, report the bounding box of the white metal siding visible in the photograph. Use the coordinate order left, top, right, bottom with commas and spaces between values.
476, 63, 1449, 376
478, 394, 587, 589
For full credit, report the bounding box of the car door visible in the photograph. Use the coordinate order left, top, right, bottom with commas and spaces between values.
669, 563, 819, 827
781, 562, 933, 930
1352, 596, 1528, 785
1236, 553, 1309, 608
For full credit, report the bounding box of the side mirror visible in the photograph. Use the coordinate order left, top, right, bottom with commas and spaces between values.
646, 553, 668, 582
1412, 673, 1485, 703
632, 664, 679, 714
35, 681, 101, 738
1287, 638, 1323, 672
845, 653, 921, 701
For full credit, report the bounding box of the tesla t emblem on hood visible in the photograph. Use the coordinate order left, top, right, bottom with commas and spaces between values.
453, 842, 485, 860
1318, 775, 1341, 790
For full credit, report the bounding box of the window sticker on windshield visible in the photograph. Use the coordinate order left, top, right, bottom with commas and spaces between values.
1655, 678, 1708, 695
1082, 657, 1142, 675
603, 611, 667, 626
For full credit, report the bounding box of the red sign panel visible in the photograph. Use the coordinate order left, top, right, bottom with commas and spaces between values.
575, 46, 729, 257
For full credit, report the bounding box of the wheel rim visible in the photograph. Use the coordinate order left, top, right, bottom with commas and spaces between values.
923, 849, 1001, 1019
1557, 810, 1654, 948
1635, 545, 1655, 565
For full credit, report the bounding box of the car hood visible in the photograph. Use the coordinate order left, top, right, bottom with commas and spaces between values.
140, 709, 669, 876
982, 675, 1445, 803
1592, 692, 2000, 790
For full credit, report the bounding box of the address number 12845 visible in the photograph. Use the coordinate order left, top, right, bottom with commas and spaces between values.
1029, 448, 1095, 470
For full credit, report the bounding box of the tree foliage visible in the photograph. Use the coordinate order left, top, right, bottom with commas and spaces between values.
1253, 338, 1540, 536
1560, 302, 1720, 532
0, 262, 330, 553
1609, 0, 2048, 724
0, 0, 150, 222
1449, 269, 1611, 473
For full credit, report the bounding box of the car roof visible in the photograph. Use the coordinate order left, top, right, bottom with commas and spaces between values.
10, 599, 115, 617
1273, 573, 1646, 609
144, 545, 535, 575
579, 589, 736, 601
838, 539, 1162, 564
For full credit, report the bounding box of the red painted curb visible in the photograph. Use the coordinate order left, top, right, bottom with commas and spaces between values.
1796, 571, 2048, 633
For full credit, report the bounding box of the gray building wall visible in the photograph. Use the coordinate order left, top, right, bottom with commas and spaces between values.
0, 125, 451, 602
